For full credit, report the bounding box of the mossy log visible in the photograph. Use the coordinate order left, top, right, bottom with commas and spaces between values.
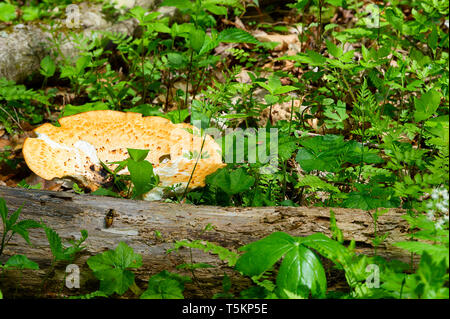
0, 185, 412, 298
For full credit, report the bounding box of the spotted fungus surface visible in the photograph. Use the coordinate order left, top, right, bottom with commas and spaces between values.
23, 110, 225, 200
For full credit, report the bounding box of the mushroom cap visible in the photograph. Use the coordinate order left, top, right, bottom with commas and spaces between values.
23, 110, 225, 194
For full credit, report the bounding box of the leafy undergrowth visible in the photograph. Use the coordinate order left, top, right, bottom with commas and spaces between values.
0, 0, 449, 299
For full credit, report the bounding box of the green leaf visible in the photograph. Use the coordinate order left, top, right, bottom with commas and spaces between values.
161, 0, 194, 10
127, 157, 158, 199
296, 175, 339, 193
394, 241, 449, 266
44, 226, 64, 260
306, 50, 326, 66
11, 219, 42, 245
91, 187, 120, 198
4, 255, 39, 270
276, 244, 327, 298
326, 40, 342, 58
167, 52, 189, 69
190, 28, 206, 53
127, 149, 149, 162
75, 56, 90, 74
264, 94, 279, 105
414, 89, 441, 122
170, 240, 239, 267
40, 56, 56, 78
236, 232, 296, 277
87, 242, 142, 296
0, 198, 7, 224
278, 136, 298, 162
206, 168, 255, 196
329, 209, 344, 243
62, 102, 109, 117
218, 28, 260, 44
0, 3, 17, 22
204, 3, 228, 15
141, 270, 190, 299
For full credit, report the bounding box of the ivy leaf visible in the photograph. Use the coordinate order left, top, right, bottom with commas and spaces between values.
4, 255, 39, 270
87, 242, 142, 296
140, 270, 191, 299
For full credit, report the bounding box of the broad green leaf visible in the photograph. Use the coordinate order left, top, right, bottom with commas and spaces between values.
0, 3, 17, 22
87, 242, 142, 295
141, 270, 191, 299
40, 56, 56, 78
236, 232, 296, 277
204, 3, 228, 15
4, 255, 39, 270
276, 244, 327, 298
127, 158, 158, 198
91, 187, 120, 198
278, 136, 298, 162
326, 40, 342, 58
394, 241, 449, 266
190, 28, 206, 53
127, 149, 149, 162
296, 175, 340, 193
264, 94, 279, 105
218, 28, 260, 44
206, 168, 255, 196
62, 102, 109, 117
167, 52, 189, 68
414, 89, 441, 122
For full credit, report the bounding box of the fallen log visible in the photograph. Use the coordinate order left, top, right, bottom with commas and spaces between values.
0, 185, 412, 298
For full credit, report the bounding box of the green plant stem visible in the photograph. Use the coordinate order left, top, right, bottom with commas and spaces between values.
129, 280, 143, 297
183, 49, 195, 117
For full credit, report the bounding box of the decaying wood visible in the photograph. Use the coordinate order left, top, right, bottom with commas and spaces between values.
0, 185, 412, 298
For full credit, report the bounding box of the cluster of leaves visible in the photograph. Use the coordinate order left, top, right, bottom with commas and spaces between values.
92, 148, 160, 200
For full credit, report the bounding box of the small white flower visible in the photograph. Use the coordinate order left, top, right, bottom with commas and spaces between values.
431, 190, 440, 200
436, 202, 447, 212
435, 218, 445, 230
426, 210, 435, 221
442, 190, 449, 201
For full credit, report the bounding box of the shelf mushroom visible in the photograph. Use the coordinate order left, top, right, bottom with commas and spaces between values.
22, 110, 225, 200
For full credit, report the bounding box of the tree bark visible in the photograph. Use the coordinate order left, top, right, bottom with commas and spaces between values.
0, 185, 412, 298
